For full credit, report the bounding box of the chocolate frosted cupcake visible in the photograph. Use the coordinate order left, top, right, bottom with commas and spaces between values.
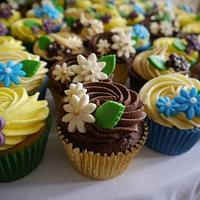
49, 53, 116, 106
89, 28, 136, 84
129, 46, 191, 92
57, 81, 147, 179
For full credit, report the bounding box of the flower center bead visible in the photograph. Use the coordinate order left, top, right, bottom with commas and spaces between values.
165, 101, 171, 107
5, 67, 11, 73
190, 97, 197, 104
74, 110, 79, 115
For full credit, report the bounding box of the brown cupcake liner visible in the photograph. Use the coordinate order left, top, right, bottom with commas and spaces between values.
113, 62, 129, 85
56, 124, 148, 180
128, 67, 147, 93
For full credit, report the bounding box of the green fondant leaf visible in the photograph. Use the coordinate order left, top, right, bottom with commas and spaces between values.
148, 55, 168, 70
95, 100, 125, 129
65, 16, 76, 27
24, 20, 41, 29
173, 39, 187, 51
21, 60, 41, 77
38, 36, 52, 50
99, 54, 116, 77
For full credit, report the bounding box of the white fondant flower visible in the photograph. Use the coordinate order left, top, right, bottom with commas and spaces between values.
96, 39, 111, 55
160, 21, 173, 36
150, 22, 160, 35
62, 94, 96, 133
71, 54, 108, 83
111, 32, 136, 59
52, 63, 74, 83
64, 83, 87, 103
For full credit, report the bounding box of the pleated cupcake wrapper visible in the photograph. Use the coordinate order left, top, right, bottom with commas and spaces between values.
56, 124, 148, 180
0, 116, 52, 182
113, 62, 129, 85
146, 118, 200, 155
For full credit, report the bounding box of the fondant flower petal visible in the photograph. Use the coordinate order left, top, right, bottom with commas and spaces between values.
190, 87, 198, 97
76, 119, 85, 133
177, 103, 189, 111
156, 101, 165, 107
3, 75, 11, 87
10, 75, 20, 85
180, 89, 190, 98
165, 108, 171, 117
159, 106, 166, 113
68, 118, 76, 133
174, 96, 187, 103
186, 106, 195, 120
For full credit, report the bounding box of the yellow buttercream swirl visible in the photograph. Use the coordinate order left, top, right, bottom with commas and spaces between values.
139, 73, 200, 130
153, 37, 199, 63
11, 18, 45, 43
0, 10, 21, 27
182, 22, 200, 34
132, 46, 175, 81
0, 36, 25, 52
0, 87, 49, 151
0, 51, 48, 93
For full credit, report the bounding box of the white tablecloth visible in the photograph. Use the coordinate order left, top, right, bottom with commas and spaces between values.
1, 90, 200, 200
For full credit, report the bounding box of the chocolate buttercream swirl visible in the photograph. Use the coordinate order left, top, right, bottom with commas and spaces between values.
58, 82, 146, 154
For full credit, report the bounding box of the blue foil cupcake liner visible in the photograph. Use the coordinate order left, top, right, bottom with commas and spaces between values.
145, 118, 200, 155
38, 76, 49, 100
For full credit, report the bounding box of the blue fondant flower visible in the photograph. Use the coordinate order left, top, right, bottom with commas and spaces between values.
34, 4, 60, 20
174, 88, 200, 120
132, 24, 150, 40
134, 3, 145, 15
156, 96, 179, 117
0, 60, 26, 87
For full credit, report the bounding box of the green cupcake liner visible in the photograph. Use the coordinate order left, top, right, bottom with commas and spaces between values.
0, 116, 51, 182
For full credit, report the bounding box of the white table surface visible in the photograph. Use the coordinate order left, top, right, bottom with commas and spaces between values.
1, 90, 200, 200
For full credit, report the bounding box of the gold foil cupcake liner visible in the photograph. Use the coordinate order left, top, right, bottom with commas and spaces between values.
57, 124, 148, 180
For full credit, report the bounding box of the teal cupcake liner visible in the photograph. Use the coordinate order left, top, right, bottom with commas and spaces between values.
146, 118, 200, 155
37, 76, 48, 100
0, 116, 51, 182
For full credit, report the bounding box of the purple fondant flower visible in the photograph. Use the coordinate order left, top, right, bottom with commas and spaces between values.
0, 117, 5, 146
0, 23, 8, 36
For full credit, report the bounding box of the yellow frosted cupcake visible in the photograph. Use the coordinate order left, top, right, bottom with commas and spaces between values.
33, 32, 84, 61
153, 37, 199, 64
57, 82, 147, 179
0, 3, 21, 28
11, 18, 63, 45
0, 50, 48, 98
0, 87, 51, 182
139, 74, 200, 155
129, 46, 191, 92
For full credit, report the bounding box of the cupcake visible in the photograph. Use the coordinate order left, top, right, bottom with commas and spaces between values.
0, 87, 51, 182
89, 28, 136, 84
0, 3, 21, 28
139, 73, 200, 155
11, 18, 63, 49
129, 46, 191, 92
33, 32, 84, 62
153, 37, 199, 64
26, 0, 64, 23
131, 24, 151, 52
0, 50, 48, 99
64, 13, 104, 43
143, 2, 180, 40
48, 53, 116, 106
57, 81, 147, 179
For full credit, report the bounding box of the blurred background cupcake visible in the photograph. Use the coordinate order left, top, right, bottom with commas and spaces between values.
129, 46, 191, 92
0, 87, 51, 182
57, 81, 147, 179
0, 48, 48, 99
33, 32, 84, 64
139, 73, 200, 155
